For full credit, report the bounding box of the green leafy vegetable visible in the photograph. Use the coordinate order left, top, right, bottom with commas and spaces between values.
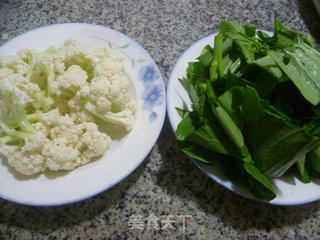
296, 155, 311, 183
242, 162, 276, 201
175, 19, 320, 201
308, 146, 320, 174
240, 85, 318, 178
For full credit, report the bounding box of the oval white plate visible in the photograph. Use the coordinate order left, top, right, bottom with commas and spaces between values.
0, 23, 166, 206
167, 31, 320, 206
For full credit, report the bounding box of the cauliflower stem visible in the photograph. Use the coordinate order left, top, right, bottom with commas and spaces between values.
84, 101, 133, 131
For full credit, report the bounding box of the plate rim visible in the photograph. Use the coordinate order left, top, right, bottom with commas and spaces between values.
166, 31, 320, 206
0, 22, 166, 206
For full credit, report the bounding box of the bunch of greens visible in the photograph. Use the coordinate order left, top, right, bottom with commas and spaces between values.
176, 20, 320, 201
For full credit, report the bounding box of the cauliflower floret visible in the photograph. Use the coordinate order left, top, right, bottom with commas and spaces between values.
78, 85, 90, 97
48, 115, 83, 148
51, 65, 88, 95
127, 98, 137, 115
7, 149, 45, 175
18, 48, 65, 74
0, 75, 35, 107
94, 59, 123, 79
109, 77, 129, 98
1, 133, 47, 175
42, 121, 111, 171
80, 122, 111, 160
108, 75, 131, 111
62, 39, 105, 63
69, 109, 94, 123
0, 55, 29, 75
39, 108, 61, 125
103, 48, 125, 62
5, 73, 40, 95
42, 138, 81, 171
89, 76, 110, 100
88, 74, 133, 113
0, 68, 14, 79
88, 76, 112, 112
28, 49, 55, 69
66, 94, 94, 123
96, 97, 112, 112
68, 94, 83, 112
32, 121, 50, 136
17, 49, 36, 62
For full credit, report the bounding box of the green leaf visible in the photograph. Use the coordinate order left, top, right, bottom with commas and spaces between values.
206, 83, 252, 161
177, 140, 228, 164
304, 33, 316, 49
185, 121, 239, 157
209, 58, 218, 81
197, 52, 214, 67
234, 38, 256, 63
268, 45, 320, 106
217, 86, 245, 129
224, 72, 254, 91
241, 86, 319, 178
257, 30, 273, 43
200, 44, 213, 55
178, 78, 199, 111
272, 19, 303, 49
308, 146, 320, 173
242, 162, 276, 201
246, 55, 288, 83
221, 37, 242, 74
175, 104, 241, 157
175, 107, 189, 118
296, 155, 311, 183
219, 21, 256, 38
213, 33, 224, 78
187, 62, 209, 80
175, 111, 200, 141
211, 104, 252, 162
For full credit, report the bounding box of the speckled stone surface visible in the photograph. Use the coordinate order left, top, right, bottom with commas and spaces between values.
1, 0, 320, 239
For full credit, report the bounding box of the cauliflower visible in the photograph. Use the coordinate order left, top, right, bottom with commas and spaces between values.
0, 39, 136, 176
80, 122, 111, 160
0, 55, 29, 75
51, 65, 88, 95
0, 68, 13, 79
0, 133, 47, 175
48, 115, 83, 148
0, 72, 40, 104
42, 138, 81, 171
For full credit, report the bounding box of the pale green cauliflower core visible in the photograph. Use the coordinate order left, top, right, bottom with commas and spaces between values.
0, 39, 136, 176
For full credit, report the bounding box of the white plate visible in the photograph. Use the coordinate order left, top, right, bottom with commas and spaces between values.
0, 23, 166, 206
167, 31, 320, 206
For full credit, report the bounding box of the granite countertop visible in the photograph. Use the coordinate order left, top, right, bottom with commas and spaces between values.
1, 0, 320, 239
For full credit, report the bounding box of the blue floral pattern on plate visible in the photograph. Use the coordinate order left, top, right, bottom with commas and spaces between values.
141, 83, 164, 110
139, 64, 165, 122
139, 64, 160, 85
91, 36, 164, 123
149, 111, 157, 122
